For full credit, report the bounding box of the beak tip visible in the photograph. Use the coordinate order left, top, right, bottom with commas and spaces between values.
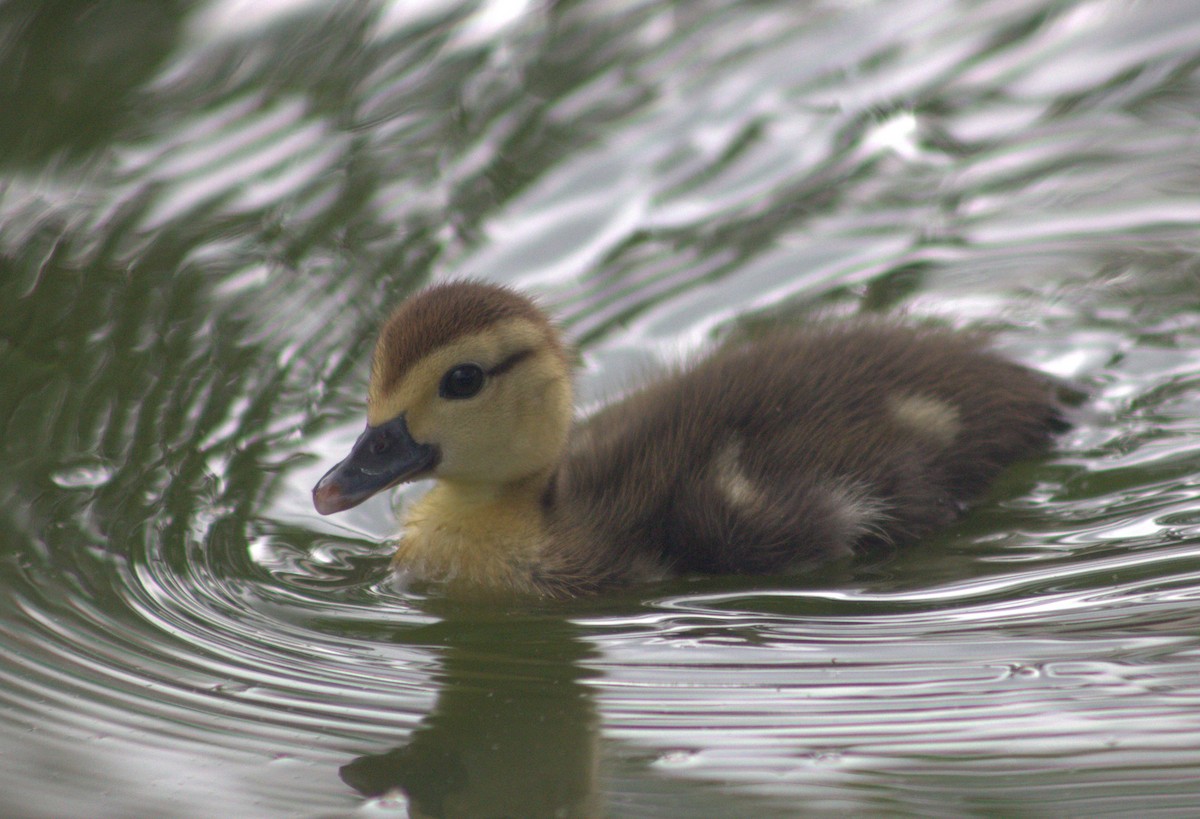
312, 479, 347, 516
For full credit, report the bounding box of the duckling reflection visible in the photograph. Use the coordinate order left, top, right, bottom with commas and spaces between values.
338, 603, 811, 818
339, 614, 601, 818
314, 281, 1066, 598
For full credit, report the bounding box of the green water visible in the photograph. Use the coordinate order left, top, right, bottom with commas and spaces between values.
4, 1, 1200, 816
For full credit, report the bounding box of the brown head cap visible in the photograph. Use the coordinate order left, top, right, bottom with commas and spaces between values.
369, 280, 561, 397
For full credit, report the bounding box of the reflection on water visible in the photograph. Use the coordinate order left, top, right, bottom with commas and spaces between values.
341, 614, 602, 818
4, 0, 1200, 815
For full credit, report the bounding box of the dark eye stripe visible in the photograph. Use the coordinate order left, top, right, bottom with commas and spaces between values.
487, 348, 535, 377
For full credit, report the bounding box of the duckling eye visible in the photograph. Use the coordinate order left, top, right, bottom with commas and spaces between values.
439, 364, 485, 399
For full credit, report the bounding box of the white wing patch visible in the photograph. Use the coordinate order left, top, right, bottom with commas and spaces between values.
824, 480, 892, 545
711, 437, 764, 510
889, 394, 961, 446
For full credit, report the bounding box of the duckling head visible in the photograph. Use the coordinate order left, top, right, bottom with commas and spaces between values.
313, 281, 572, 515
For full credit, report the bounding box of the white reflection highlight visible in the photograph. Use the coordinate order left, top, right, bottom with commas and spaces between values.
187, 0, 328, 41
451, 0, 537, 49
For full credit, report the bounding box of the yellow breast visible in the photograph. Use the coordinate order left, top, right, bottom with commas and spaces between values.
391, 481, 550, 595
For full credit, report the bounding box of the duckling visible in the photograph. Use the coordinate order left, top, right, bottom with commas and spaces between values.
313, 281, 1065, 598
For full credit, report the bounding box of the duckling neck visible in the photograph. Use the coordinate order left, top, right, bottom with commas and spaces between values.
394, 472, 553, 595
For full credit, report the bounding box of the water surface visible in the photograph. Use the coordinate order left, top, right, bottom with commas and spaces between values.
4, 0, 1200, 815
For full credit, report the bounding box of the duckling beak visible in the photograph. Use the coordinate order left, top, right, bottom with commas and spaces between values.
312, 415, 439, 515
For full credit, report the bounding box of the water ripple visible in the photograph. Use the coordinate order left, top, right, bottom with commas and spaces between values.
6, 0, 1200, 815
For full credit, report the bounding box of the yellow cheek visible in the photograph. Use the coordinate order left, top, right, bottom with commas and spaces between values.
367, 360, 437, 427
402, 396, 439, 441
